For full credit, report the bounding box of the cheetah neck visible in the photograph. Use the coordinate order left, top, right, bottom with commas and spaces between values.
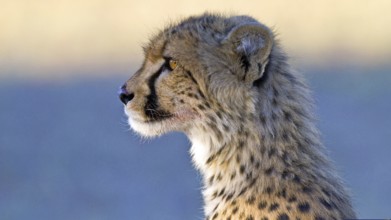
188, 88, 328, 216
189, 122, 267, 215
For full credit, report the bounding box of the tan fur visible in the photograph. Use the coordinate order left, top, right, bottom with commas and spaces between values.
120, 13, 356, 220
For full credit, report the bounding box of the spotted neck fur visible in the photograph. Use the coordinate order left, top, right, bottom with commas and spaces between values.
187, 55, 346, 217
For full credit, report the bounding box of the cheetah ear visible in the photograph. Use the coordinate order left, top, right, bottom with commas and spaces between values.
226, 23, 274, 83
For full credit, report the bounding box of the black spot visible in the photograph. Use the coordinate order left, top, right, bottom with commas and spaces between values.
302, 186, 313, 194
288, 196, 297, 203
297, 202, 310, 213
265, 187, 273, 194
246, 215, 254, 220
226, 216, 231, 220
268, 148, 276, 157
250, 155, 254, 164
277, 213, 290, 220
187, 93, 196, 98
216, 111, 223, 119
315, 216, 325, 220
208, 175, 215, 184
213, 128, 223, 141
248, 178, 256, 188
238, 187, 247, 196
239, 165, 245, 174
293, 175, 301, 183
282, 151, 291, 165
269, 203, 279, 212
319, 198, 333, 210
258, 200, 267, 210
209, 115, 216, 123
265, 167, 274, 175
223, 124, 230, 132
282, 170, 289, 179
226, 193, 233, 201
215, 146, 224, 156
232, 206, 239, 214
261, 217, 268, 220
207, 74, 213, 82
218, 188, 225, 197
260, 115, 266, 125
198, 104, 206, 110
284, 111, 293, 121
277, 188, 287, 198
322, 188, 331, 197
238, 140, 244, 149
212, 212, 218, 220
246, 196, 255, 205
245, 172, 252, 180
236, 154, 241, 163
272, 98, 278, 106
206, 155, 215, 164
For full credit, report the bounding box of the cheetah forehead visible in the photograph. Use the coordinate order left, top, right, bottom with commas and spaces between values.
144, 13, 269, 58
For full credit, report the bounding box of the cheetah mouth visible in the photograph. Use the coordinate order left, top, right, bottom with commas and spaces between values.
144, 109, 174, 123
126, 106, 199, 127
131, 109, 199, 125
144, 115, 174, 123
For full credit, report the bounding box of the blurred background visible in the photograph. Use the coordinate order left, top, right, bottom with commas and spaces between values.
1, 0, 390, 219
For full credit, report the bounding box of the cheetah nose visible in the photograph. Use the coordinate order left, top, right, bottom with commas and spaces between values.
119, 84, 134, 105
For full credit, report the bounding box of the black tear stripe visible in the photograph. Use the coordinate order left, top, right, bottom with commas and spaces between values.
144, 64, 172, 121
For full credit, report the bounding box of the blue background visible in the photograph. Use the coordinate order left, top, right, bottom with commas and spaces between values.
1, 66, 390, 219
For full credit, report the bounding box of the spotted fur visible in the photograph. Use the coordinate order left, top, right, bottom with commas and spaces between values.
120, 13, 356, 219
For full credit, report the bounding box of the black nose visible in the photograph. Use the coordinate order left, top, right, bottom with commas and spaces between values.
119, 84, 134, 105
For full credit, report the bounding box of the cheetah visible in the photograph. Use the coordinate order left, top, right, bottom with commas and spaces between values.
119, 13, 356, 220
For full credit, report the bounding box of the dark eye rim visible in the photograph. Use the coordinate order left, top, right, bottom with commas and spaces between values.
163, 56, 176, 71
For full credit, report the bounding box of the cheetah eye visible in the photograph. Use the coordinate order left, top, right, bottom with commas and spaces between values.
168, 59, 178, 70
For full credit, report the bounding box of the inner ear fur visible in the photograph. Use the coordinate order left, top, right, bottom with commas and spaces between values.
225, 23, 274, 83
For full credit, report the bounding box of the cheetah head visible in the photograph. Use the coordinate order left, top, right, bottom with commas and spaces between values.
119, 14, 274, 138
